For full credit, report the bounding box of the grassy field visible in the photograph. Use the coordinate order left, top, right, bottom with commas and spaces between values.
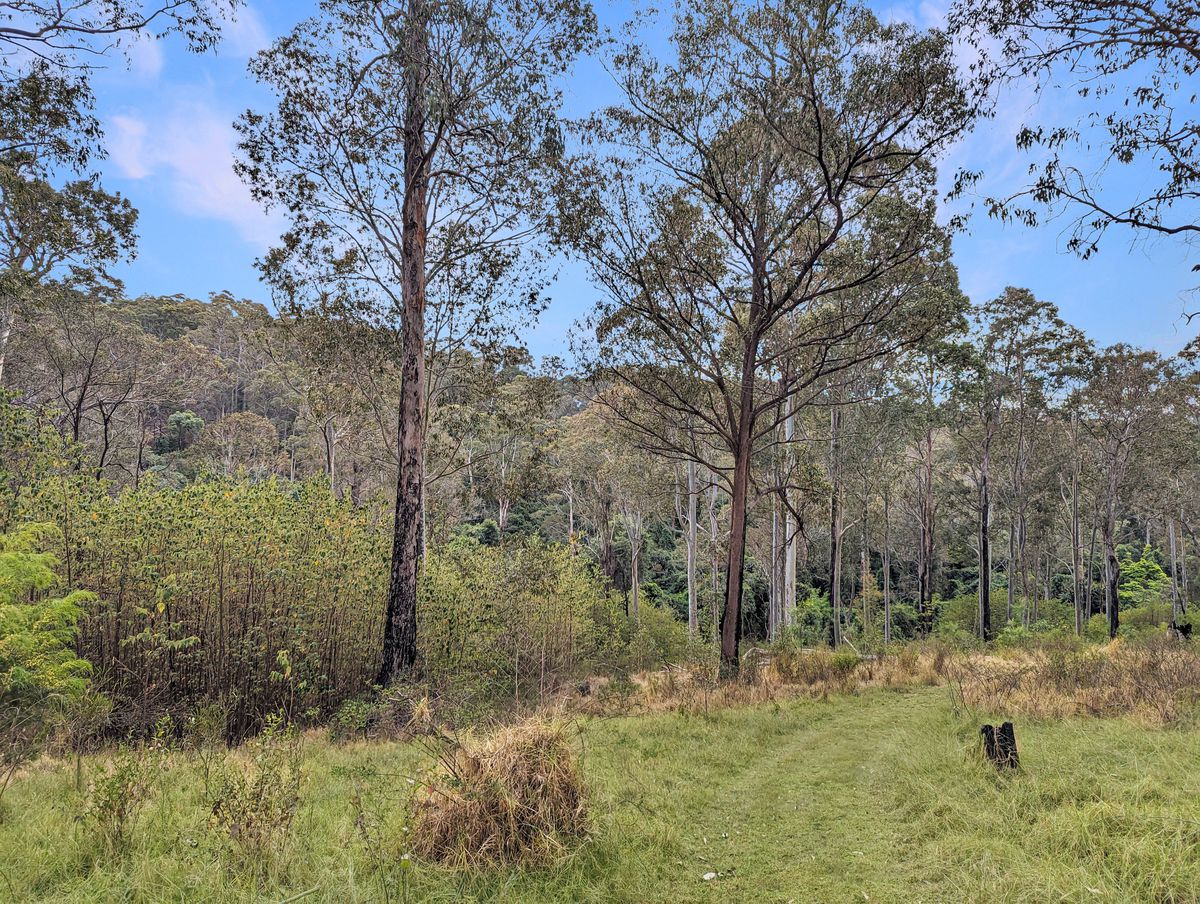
3, 686, 1199, 903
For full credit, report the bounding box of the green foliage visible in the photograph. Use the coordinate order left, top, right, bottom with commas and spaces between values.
84, 719, 171, 853
1084, 614, 1111, 643
0, 395, 81, 533
0, 522, 95, 807
769, 634, 860, 685
624, 603, 689, 673
328, 698, 375, 743
935, 593, 979, 636
153, 411, 204, 454
1118, 545, 1170, 611
457, 518, 501, 546
787, 590, 832, 647
24, 477, 389, 737
0, 524, 93, 703
208, 714, 302, 878
420, 537, 616, 706
888, 603, 922, 640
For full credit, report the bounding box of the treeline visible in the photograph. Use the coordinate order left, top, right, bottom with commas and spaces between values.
4, 285, 1199, 664
2, 0, 1199, 732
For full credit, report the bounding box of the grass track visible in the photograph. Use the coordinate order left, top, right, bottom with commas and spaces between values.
3, 687, 1199, 903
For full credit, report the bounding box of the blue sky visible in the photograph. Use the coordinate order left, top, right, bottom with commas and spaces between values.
91, 0, 1199, 360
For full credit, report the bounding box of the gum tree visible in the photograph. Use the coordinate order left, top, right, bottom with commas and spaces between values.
237, 0, 596, 683
562, 0, 976, 671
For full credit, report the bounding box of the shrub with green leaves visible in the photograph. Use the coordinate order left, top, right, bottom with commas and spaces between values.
0, 523, 95, 807
208, 714, 302, 878
84, 718, 171, 852
420, 537, 616, 707
31, 478, 389, 738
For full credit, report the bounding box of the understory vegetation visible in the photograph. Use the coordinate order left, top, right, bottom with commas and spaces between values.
3, 686, 1199, 903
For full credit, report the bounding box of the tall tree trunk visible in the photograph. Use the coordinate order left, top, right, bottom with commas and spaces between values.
379, 6, 429, 686
599, 514, 618, 585
861, 473, 870, 635
918, 425, 935, 634
770, 500, 781, 640
0, 303, 13, 386
1071, 453, 1083, 635
883, 490, 892, 644
1103, 497, 1120, 639
828, 407, 843, 648
1179, 509, 1190, 613
783, 394, 798, 628
686, 458, 699, 635
707, 473, 721, 637
978, 433, 993, 641
1086, 516, 1098, 618
1169, 512, 1181, 623
1007, 516, 1016, 623
630, 533, 641, 622
1019, 513, 1031, 628
719, 343, 758, 675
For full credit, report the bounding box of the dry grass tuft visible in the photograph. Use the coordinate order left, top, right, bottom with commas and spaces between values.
951, 635, 1200, 725
409, 718, 588, 870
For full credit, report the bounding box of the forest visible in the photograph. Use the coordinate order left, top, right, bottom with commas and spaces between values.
2, 0, 1200, 902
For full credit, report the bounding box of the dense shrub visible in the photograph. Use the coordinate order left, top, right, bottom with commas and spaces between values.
83, 718, 171, 852
769, 636, 860, 687
208, 714, 303, 877
420, 538, 616, 707
5, 440, 636, 734
30, 478, 388, 737
787, 591, 831, 647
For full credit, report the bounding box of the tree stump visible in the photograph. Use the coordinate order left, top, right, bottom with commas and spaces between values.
980, 721, 1019, 769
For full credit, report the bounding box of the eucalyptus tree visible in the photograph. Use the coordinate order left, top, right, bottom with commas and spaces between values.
953, 288, 1085, 639
0, 164, 137, 383
9, 286, 217, 479
473, 372, 558, 532
549, 402, 624, 583
1074, 345, 1176, 637
237, 0, 596, 684
562, 0, 975, 672
1, 0, 236, 166
890, 335, 965, 633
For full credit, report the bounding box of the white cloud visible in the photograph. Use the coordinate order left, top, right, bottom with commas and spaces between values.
223, 4, 271, 58
106, 99, 283, 250
109, 114, 151, 179
124, 31, 164, 78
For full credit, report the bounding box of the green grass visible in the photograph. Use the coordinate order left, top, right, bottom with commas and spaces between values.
3, 687, 1199, 903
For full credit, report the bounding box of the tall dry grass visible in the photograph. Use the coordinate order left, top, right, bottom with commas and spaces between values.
586, 642, 961, 716
949, 635, 1200, 725
409, 719, 589, 870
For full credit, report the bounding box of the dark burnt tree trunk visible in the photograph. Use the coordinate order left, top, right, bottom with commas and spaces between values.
719, 322, 760, 676
379, 4, 430, 686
